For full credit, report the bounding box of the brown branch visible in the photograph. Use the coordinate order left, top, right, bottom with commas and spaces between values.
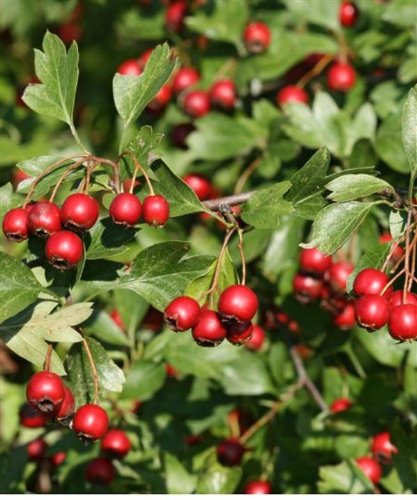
82, 337, 99, 404
203, 191, 255, 211
239, 401, 281, 444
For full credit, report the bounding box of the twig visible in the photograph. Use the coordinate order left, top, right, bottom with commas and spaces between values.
203, 191, 255, 211
239, 401, 282, 444
43, 344, 53, 372
82, 337, 99, 404
234, 159, 260, 195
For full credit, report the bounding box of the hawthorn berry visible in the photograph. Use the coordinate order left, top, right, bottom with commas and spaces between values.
101, 429, 132, 459
371, 431, 398, 461
388, 290, 417, 308
109, 193, 142, 226
210, 79, 236, 109
55, 386, 75, 421
165, 0, 187, 32
355, 457, 382, 484
182, 90, 211, 118
330, 397, 352, 413
353, 268, 390, 297
243, 22, 271, 53
226, 321, 254, 346
110, 309, 125, 330
245, 324, 266, 351
170, 123, 195, 149
85, 457, 115, 485
388, 304, 417, 341
164, 296, 201, 331
60, 193, 99, 231
216, 438, 245, 466
2, 207, 29, 242
293, 273, 323, 302
218, 284, 259, 323
50, 451, 67, 468
11, 168, 31, 188
45, 230, 83, 270
245, 480, 272, 494
117, 59, 141, 75
354, 295, 390, 331
122, 178, 141, 193
19, 403, 48, 428
58, 22, 82, 43
327, 62, 356, 92
183, 174, 212, 200
26, 371, 65, 414
27, 201, 61, 238
142, 195, 170, 227
277, 85, 309, 106
27, 438, 48, 461
339, 1, 359, 27
147, 84, 172, 113
172, 67, 200, 95
192, 309, 226, 347
379, 232, 404, 261
299, 247, 333, 276
332, 301, 356, 330
327, 261, 354, 294
72, 403, 109, 441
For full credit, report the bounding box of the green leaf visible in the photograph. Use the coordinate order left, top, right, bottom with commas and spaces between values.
241, 181, 294, 229
22, 31, 78, 127
325, 174, 391, 202
284, 0, 339, 30
121, 360, 166, 401
375, 112, 410, 173
125, 126, 164, 168
402, 86, 417, 175
83, 310, 130, 347
303, 202, 376, 255
0, 183, 16, 217
196, 460, 242, 494
0, 252, 43, 323
318, 461, 374, 493
86, 217, 137, 260
164, 453, 196, 494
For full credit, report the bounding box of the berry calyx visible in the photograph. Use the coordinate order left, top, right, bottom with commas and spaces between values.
182, 90, 211, 118
172, 67, 200, 95
45, 230, 83, 270
27, 438, 48, 461
85, 457, 115, 485
28, 201, 62, 238
245, 480, 272, 494
210, 79, 236, 110
101, 429, 132, 459
218, 284, 259, 323
388, 304, 417, 341
371, 432, 398, 461
226, 321, 254, 346
327, 62, 356, 92
277, 85, 309, 106
19, 403, 49, 428
355, 457, 382, 484
243, 22, 271, 53
354, 294, 390, 331
142, 195, 170, 227
60, 193, 100, 231
388, 290, 417, 308
339, 1, 359, 27
164, 296, 201, 332
55, 386, 75, 422
117, 59, 142, 76
332, 301, 356, 330
353, 268, 390, 297
183, 174, 213, 200
245, 324, 266, 351
216, 438, 245, 466
330, 397, 352, 413
293, 273, 323, 302
109, 193, 142, 226
327, 261, 354, 294
2, 208, 29, 242
72, 403, 109, 441
192, 309, 226, 347
26, 371, 65, 414
299, 247, 333, 276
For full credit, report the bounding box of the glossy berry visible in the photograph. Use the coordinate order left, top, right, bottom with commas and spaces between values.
389, 290, 417, 308
210, 79, 236, 109
226, 321, 254, 346
327, 62, 356, 92
245, 480, 272, 494
371, 432, 398, 461
172, 67, 200, 95
379, 232, 404, 261
277, 85, 309, 106
101, 429, 132, 459
19, 403, 48, 428
45, 230, 83, 270
353, 269, 390, 297
183, 174, 212, 200
55, 386, 75, 421
388, 304, 417, 341
72, 403, 109, 441
245, 324, 266, 351
11, 168, 31, 188
28, 201, 61, 238
192, 309, 226, 347
218, 285, 259, 323
50, 451, 67, 468
85, 457, 115, 485
27, 438, 48, 461
327, 261, 354, 294
299, 247, 332, 276
243, 22, 271, 53
26, 371, 65, 414
61, 193, 99, 231
355, 457, 382, 485
339, 1, 359, 27
216, 438, 245, 466
332, 302, 356, 330
354, 295, 390, 331
142, 195, 170, 227
117, 59, 141, 75
293, 273, 323, 302
2, 207, 29, 242
165, 0, 187, 32
109, 193, 142, 226
170, 123, 195, 149
147, 84, 172, 112
182, 90, 211, 118
164, 296, 201, 332
330, 397, 352, 413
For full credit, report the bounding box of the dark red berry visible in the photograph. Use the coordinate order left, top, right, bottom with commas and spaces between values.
182, 90, 211, 118
293, 273, 323, 302
122, 178, 141, 193
172, 67, 200, 95
11, 168, 31, 188
142, 195, 170, 227
216, 438, 245, 466
45, 230, 83, 270
353, 269, 390, 297
192, 309, 226, 347
332, 301, 356, 330
19, 404, 48, 428
72, 403, 109, 441
58, 22, 82, 43
170, 123, 195, 149
61, 193, 99, 231
339, 1, 359, 27
117, 59, 141, 75
183, 174, 212, 200
27, 438, 48, 461
164, 296, 201, 331
355, 457, 382, 484
109, 193, 142, 226
26, 371, 65, 414
245, 480, 272, 494
245, 324, 266, 351
354, 295, 389, 331
50, 451, 67, 468
299, 248, 332, 276
28, 201, 61, 238
100, 429, 131, 459
277, 85, 309, 106
210, 79, 236, 109
2, 207, 29, 242
55, 386, 75, 421
388, 290, 417, 308
371, 432, 398, 461
330, 397, 352, 413
243, 22, 271, 53
85, 457, 115, 485
147, 84, 172, 112
218, 285, 259, 323
327, 261, 354, 294
226, 321, 253, 346
142, 307, 164, 332
165, 0, 187, 32
388, 304, 417, 341
327, 62, 356, 92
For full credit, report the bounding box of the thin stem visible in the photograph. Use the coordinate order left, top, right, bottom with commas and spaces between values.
82, 337, 99, 404
234, 159, 260, 195
130, 154, 155, 195
380, 268, 406, 296
129, 161, 141, 194
49, 158, 87, 202
403, 211, 412, 299
203, 191, 255, 211
296, 54, 334, 88
69, 122, 90, 155
237, 229, 246, 285
43, 344, 53, 372
239, 401, 281, 444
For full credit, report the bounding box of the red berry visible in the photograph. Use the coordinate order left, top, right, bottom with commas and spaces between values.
355, 457, 382, 484
165, 0, 187, 32
327, 261, 354, 294
353, 268, 390, 297
165, 363, 178, 378
11, 168, 31, 189
19, 404, 48, 428
172, 67, 200, 95
26, 371, 65, 415
28, 201, 62, 238
293, 273, 323, 302
110, 309, 125, 330
183, 174, 213, 200
243, 22, 271, 53
109, 193, 142, 226
85, 457, 115, 485
164, 296, 201, 331
142, 307, 164, 332
327, 62, 356, 92
371, 432, 398, 461
226, 321, 254, 346
101, 429, 132, 459
330, 397, 352, 413
210, 79, 236, 109
218, 284, 259, 323
170, 123, 195, 149
277, 85, 309, 106
245, 480, 272, 494
379, 232, 404, 261
58, 22, 82, 43
61, 193, 99, 231
332, 301, 356, 330
299, 248, 332, 276
245, 324, 266, 351
122, 178, 141, 193
117, 59, 142, 75
354, 295, 390, 331
192, 309, 226, 347
2, 207, 29, 242
388, 304, 417, 341
72, 403, 109, 441
50, 451, 67, 468
339, 1, 359, 27
216, 438, 245, 466
388, 290, 417, 308
45, 230, 83, 270
27, 438, 48, 461
142, 195, 170, 227
147, 84, 172, 112
55, 386, 75, 421
182, 90, 211, 118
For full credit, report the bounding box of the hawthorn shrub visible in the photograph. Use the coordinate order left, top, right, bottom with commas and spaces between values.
0, 0, 416, 494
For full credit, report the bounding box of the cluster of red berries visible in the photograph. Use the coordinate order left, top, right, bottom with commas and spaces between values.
293, 247, 356, 331
163, 284, 259, 347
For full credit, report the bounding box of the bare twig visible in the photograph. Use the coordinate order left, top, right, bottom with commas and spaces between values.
203, 191, 255, 211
